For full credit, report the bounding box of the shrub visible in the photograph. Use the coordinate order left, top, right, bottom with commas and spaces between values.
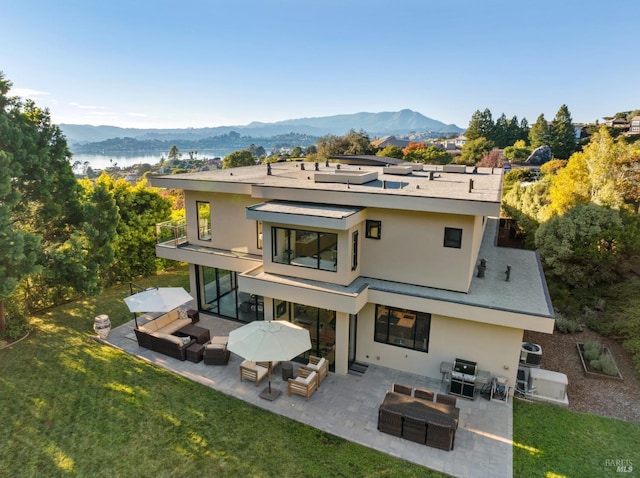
1, 316, 31, 341
555, 313, 581, 334
598, 354, 620, 376
583, 341, 602, 361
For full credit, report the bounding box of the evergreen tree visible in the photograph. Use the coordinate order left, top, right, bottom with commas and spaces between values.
529, 114, 551, 149
550, 104, 577, 160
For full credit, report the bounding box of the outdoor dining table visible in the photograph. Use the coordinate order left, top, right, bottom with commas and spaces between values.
380, 391, 459, 429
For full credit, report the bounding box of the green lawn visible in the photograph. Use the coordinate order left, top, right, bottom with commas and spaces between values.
2, 266, 638, 477
0, 268, 442, 478
513, 400, 639, 477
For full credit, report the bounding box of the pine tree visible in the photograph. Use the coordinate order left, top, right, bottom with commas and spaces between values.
529, 114, 551, 149
550, 104, 577, 160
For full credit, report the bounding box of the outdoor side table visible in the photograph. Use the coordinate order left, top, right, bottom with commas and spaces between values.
186, 343, 205, 363
187, 309, 199, 323
281, 361, 294, 380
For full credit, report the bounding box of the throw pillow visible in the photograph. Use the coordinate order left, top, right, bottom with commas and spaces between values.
179, 308, 188, 320
180, 336, 191, 345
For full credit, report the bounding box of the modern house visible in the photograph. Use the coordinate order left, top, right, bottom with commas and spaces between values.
148, 161, 554, 392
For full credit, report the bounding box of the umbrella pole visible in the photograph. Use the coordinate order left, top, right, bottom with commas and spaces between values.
268, 361, 272, 393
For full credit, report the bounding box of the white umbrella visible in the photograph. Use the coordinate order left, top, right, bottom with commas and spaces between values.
227, 319, 311, 400
124, 287, 193, 327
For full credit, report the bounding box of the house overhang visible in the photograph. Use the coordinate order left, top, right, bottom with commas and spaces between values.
238, 266, 553, 333
238, 266, 369, 315
246, 200, 365, 230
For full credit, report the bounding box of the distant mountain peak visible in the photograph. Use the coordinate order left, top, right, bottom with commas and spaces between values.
60, 109, 463, 145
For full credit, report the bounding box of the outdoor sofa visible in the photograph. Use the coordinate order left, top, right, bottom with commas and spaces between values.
134, 308, 194, 360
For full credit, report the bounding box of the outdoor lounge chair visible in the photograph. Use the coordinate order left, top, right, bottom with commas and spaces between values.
203, 342, 230, 365
300, 355, 328, 386
377, 407, 403, 437
392, 383, 413, 396
426, 421, 455, 451
414, 388, 434, 401
436, 393, 457, 407
239, 360, 269, 386
402, 415, 427, 444
287, 368, 318, 401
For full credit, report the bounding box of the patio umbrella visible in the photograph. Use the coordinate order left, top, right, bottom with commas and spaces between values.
227, 319, 311, 400
124, 287, 193, 326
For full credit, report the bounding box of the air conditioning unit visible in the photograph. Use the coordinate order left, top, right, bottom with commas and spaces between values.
520, 342, 542, 367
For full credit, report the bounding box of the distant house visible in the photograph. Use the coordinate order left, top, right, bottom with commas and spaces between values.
454, 135, 467, 147
629, 116, 640, 134
371, 135, 411, 149
602, 117, 630, 129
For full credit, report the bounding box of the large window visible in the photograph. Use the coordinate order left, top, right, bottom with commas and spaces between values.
197, 201, 211, 241
272, 227, 337, 272
375, 305, 431, 352
443, 227, 462, 248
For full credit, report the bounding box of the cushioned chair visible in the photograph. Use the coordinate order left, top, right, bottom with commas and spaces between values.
287, 368, 318, 401
203, 342, 230, 365
300, 355, 328, 386
377, 407, 403, 437
436, 393, 457, 407
239, 360, 269, 386
402, 415, 427, 444
392, 383, 413, 396
414, 388, 435, 401
426, 421, 455, 451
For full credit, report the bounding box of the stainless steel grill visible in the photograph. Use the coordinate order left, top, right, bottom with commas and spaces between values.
450, 358, 478, 399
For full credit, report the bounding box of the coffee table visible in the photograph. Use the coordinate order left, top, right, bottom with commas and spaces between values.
178, 323, 211, 344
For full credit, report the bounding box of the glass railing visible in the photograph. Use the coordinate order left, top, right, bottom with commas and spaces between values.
156, 219, 187, 247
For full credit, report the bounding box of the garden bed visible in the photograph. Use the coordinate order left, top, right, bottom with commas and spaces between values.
577, 343, 623, 380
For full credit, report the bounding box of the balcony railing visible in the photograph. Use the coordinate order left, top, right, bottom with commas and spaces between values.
156, 219, 187, 247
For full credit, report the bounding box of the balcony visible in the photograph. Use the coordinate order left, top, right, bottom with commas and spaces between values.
156, 219, 187, 248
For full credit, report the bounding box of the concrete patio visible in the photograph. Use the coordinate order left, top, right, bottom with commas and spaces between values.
104, 314, 513, 478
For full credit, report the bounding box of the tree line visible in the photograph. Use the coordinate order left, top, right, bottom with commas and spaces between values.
0, 73, 176, 337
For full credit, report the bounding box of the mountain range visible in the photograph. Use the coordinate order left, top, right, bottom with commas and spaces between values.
61, 109, 464, 146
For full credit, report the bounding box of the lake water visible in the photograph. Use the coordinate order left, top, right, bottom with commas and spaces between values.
71, 150, 228, 170
71, 154, 165, 170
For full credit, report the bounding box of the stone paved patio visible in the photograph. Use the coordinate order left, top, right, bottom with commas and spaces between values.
104, 314, 513, 478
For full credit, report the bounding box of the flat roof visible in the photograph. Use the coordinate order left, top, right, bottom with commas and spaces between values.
149, 161, 504, 206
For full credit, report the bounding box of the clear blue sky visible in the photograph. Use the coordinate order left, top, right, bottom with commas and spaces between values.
3, 0, 638, 130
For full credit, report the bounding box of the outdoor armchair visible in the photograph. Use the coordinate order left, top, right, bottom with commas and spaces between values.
287, 368, 318, 401
239, 360, 269, 386
299, 355, 328, 386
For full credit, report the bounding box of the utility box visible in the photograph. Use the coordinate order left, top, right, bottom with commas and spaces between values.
529, 368, 568, 401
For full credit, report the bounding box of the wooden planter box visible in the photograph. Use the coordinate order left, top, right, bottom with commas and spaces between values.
577, 343, 623, 380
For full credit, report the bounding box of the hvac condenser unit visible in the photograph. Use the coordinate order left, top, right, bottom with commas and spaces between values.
520, 342, 542, 367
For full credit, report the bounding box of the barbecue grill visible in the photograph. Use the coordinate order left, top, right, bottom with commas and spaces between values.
450, 358, 478, 399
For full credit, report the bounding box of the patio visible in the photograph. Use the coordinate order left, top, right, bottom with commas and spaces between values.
105, 313, 513, 478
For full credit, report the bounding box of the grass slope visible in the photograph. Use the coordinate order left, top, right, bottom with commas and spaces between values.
0, 268, 441, 478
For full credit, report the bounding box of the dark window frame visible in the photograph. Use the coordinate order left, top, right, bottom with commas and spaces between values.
443, 227, 462, 248
351, 230, 359, 271
374, 305, 431, 352
196, 201, 211, 241
365, 220, 382, 239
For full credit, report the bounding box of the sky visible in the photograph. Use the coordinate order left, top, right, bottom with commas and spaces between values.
2, 0, 639, 130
